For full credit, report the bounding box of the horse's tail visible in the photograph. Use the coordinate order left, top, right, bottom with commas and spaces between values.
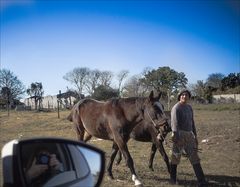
67, 112, 73, 122
67, 99, 85, 122
67, 103, 78, 122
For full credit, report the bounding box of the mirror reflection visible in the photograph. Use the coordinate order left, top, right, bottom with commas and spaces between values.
78, 146, 102, 185
20, 142, 102, 187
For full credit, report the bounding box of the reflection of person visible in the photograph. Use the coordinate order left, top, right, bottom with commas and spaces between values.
170, 89, 208, 187
25, 147, 63, 186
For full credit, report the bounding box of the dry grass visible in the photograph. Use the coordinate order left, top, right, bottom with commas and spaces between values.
0, 105, 240, 186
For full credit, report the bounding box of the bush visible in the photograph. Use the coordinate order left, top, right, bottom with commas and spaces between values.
92, 85, 119, 101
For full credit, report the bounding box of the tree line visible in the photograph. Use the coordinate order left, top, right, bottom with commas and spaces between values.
0, 67, 239, 111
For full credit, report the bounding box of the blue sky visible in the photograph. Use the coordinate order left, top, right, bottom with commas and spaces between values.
1, 0, 239, 96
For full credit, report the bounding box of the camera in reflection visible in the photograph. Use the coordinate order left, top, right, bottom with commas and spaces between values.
36, 153, 50, 165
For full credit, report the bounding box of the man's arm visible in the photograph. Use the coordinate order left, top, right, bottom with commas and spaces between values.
171, 105, 179, 142
191, 107, 197, 137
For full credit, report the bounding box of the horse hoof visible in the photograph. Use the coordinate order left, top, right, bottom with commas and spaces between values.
149, 166, 154, 171
107, 175, 114, 180
132, 175, 143, 187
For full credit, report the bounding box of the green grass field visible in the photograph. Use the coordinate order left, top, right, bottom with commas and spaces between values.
0, 104, 239, 186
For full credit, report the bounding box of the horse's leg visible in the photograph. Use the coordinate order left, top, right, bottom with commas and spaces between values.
114, 134, 142, 186
148, 127, 171, 174
83, 131, 92, 142
155, 141, 170, 174
106, 142, 119, 179
74, 123, 85, 141
148, 143, 157, 171
115, 150, 122, 165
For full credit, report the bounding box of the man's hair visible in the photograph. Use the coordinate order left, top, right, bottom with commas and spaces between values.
177, 89, 191, 101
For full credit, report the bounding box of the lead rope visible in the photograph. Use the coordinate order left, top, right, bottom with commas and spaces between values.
146, 109, 165, 142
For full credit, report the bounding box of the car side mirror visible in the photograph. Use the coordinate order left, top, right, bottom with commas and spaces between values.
1, 137, 105, 187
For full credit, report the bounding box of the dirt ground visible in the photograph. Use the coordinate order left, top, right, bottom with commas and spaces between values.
0, 106, 239, 186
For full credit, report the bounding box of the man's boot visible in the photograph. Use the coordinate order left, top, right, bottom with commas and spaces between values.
193, 163, 208, 187
170, 164, 178, 185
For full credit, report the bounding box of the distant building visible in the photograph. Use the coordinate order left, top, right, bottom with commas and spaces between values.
23, 91, 83, 110
213, 94, 240, 103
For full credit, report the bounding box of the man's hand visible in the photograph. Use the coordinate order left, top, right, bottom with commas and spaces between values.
49, 154, 61, 170
26, 158, 48, 181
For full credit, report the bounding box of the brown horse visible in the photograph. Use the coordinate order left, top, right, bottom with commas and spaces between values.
115, 111, 171, 172
67, 91, 168, 186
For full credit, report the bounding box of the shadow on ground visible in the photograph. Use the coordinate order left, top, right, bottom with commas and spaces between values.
205, 175, 240, 187
142, 173, 240, 186
177, 174, 240, 187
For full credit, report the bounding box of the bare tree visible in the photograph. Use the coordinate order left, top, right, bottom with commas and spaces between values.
1, 87, 11, 116
123, 74, 149, 97
0, 69, 25, 113
190, 80, 206, 98
0, 69, 25, 100
99, 71, 113, 87
63, 67, 90, 98
117, 70, 129, 97
85, 69, 101, 95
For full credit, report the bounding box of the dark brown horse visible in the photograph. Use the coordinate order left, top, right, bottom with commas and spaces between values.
67, 91, 168, 186
115, 111, 171, 172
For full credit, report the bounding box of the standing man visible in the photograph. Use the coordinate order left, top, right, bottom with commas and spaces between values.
170, 89, 207, 187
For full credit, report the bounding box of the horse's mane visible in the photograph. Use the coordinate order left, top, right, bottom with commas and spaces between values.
67, 98, 105, 122
77, 98, 105, 106
73, 97, 145, 112
108, 97, 147, 107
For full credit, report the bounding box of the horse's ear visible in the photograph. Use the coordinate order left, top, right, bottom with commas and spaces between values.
149, 90, 154, 101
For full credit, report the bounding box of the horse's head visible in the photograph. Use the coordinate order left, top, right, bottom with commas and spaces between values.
155, 111, 172, 141
143, 91, 171, 140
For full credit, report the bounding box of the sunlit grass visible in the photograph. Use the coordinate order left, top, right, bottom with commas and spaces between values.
1, 105, 239, 186
192, 103, 240, 111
